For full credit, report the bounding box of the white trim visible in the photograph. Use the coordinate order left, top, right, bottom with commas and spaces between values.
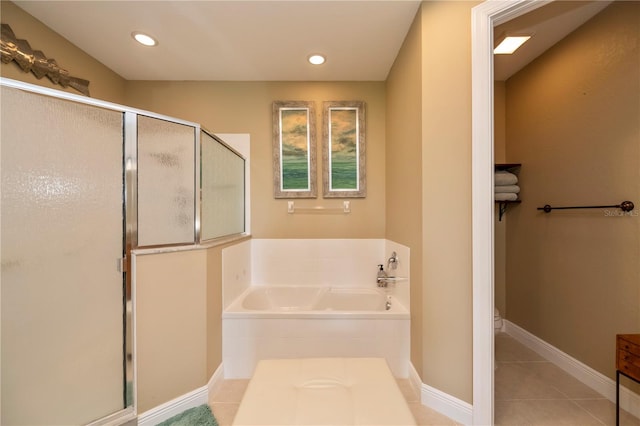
471, 3, 500, 423
207, 363, 226, 401
137, 385, 209, 426
135, 363, 223, 426
408, 363, 424, 403
421, 383, 473, 426
409, 363, 473, 425
470, 1, 551, 424
504, 321, 640, 419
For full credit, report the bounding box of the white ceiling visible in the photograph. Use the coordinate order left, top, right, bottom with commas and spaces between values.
13, 0, 421, 81
494, 0, 611, 81
13, 0, 611, 82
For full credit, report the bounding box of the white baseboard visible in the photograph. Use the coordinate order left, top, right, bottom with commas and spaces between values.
504, 320, 640, 419
137, 384, 209, 426
208, 363, 225, 400
137, 363, 224, 426
409, 363, 473, 425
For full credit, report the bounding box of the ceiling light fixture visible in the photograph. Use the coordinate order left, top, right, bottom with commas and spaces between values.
494, 35, 531, 54
132, 32, 158, 47
308, 54, 326, 65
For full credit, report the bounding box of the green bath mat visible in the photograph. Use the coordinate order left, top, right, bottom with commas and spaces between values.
156, 404, 218, 426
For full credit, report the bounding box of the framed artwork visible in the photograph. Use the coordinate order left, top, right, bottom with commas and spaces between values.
272, 101, 317, 198
322, 101, 366, 198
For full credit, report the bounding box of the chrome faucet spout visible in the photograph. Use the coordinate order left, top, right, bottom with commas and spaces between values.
387, 251, 398, 271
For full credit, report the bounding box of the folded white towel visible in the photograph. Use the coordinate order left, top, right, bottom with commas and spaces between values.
495, 171, 518, 186
495, 193, 518, 201
495, 184, 520, 193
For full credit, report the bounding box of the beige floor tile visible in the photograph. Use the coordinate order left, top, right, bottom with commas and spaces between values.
210, 379, 250, 403
574, 398, 640, 426
495, 335, 640, 425
210, 402, 240, 426
397, 378, 420, 402
495, 399, 605, 425
495, 332, 546, 362
526, 362, 603, 399
495, 361, 567, 401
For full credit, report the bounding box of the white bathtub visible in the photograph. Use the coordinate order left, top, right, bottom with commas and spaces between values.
224, 286, 408, 318
222, 286, 410, 378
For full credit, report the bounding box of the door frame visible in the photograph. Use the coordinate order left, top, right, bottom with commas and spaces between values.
471, 1, 551, 424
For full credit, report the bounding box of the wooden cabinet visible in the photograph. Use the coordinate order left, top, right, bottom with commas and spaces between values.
617, 334, 640, 379
616, 334, 640, 425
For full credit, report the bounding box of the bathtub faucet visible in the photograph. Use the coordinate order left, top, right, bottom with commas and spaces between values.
387, 251, 398, 271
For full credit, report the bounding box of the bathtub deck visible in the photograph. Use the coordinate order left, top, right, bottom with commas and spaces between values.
232, 357, 416, 425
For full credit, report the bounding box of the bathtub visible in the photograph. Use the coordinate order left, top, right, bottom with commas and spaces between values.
224, 286, 409, 318
222, 286, 410, 378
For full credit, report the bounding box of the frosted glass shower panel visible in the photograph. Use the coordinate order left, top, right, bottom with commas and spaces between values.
201, 131, 245, 240
137, 115, 196, 246
1, 86, 125, 424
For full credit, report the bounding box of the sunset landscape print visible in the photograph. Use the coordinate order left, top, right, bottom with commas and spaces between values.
280, 108, 310, 190
329, 108, 358, 190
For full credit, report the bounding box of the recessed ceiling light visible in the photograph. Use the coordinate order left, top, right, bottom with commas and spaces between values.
494, 36, 531, 54
308, 54, 326, 65
132, 32, 158, 47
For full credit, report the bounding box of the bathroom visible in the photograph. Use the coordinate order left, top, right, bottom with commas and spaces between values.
1, 0, 473, 422
2, 1, 639, 425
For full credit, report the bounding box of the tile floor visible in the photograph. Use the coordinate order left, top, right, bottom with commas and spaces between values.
207, 334, 640, 425
495, 332, 640, 426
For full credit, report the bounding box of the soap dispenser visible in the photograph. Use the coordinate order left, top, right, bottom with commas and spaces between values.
377, 264, 388, 287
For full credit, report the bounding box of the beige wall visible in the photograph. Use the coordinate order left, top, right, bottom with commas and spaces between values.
385, 10, 423, 378
386, 0, 480, 404
505, 1, 640, 379
206, 244, 225, 378
124, 81, 386, 239
494, 82, 507, 317
135, 236, 250, 412
0, 1, 126, 104
420, 1, 479, 403
135, 250, 208, 413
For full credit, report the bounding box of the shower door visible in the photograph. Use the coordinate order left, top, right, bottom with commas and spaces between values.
1, 86, 127, 424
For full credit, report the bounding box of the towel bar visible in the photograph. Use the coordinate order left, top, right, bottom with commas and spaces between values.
537, 200, 634, 213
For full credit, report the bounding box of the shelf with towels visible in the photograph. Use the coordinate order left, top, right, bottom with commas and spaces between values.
495, 163, 521, 221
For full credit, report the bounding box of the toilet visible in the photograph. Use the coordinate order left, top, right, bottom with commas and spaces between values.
494, 308, 503, 334
494, 308, 504, 370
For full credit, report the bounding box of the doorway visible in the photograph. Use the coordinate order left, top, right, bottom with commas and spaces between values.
471, 1, 549, 424
473, 1, 638, 424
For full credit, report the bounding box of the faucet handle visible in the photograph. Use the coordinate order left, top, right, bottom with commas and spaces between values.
387, 251, 398, 270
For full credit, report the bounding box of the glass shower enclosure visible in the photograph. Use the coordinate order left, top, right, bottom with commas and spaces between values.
1, 84, 129, 425
0, 79, 202, 425
1, 77, 245, 425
